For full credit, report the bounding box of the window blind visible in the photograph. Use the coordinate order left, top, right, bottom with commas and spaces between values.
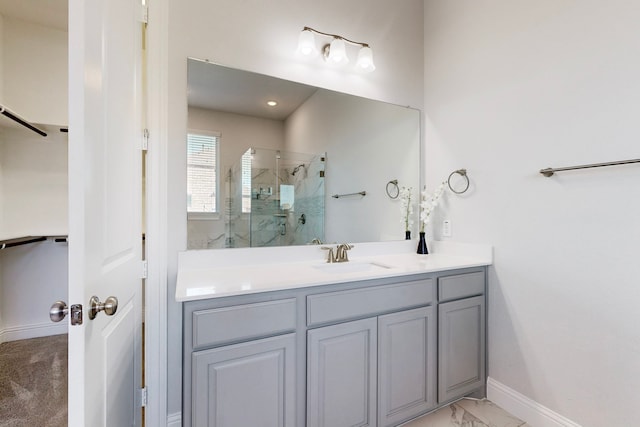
241, 149, 252, 213
187, 133, 219, 214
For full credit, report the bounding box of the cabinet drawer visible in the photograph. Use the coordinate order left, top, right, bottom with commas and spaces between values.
307, 279, 434, 326
438, 271, 484, 302
192, 298, 296, 350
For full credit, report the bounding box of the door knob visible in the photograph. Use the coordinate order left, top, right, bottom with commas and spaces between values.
89, 296, 118, 320
49, 301, 68, 322
50, 301, 83, 325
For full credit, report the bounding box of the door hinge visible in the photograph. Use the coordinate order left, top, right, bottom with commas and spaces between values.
140, 387, 148, 407
138, 4, 149, 24
141, 128, 149, 151
141, 260, 148, 279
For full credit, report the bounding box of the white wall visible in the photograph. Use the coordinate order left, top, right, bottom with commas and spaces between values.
0, 14, 68, 342
0, 239, 68, 343
0, 129, 68, 239
167, 0, 424, 416
0, 139, 3, 240
0, 126, 5, 337
0, 12, 69, 239
0, 14, 4, 100
423, 1, 640, 426
187, 107, 286, 248
0, 15, 5, 241
1, 15, 68, 125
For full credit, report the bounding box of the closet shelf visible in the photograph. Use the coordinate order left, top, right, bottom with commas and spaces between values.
0, 104, 48, 137
0, 235, 67, 249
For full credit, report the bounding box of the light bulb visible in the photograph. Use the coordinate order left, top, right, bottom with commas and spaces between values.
356, 46, 376, 72
326, 38, 349, 65
297, 29, 318, 57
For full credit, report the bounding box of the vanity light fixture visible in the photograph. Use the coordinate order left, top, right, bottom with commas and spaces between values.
297, 26, 376, 73
326, 38, 348, 65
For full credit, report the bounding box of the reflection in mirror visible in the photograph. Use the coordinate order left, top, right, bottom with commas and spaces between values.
228, 147, 325, 248
187, 58, 420, 249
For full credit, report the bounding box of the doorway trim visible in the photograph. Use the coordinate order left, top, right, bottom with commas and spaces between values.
143, 0, 170, 424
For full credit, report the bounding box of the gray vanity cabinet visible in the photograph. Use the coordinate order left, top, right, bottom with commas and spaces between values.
306, 279, 436, 427
183, 298, 299, 427
378, 306, 436, 427
192, 334, 296, 427
437, 271, 486, 403
306, 306, 436, 427
307, 317, 378, 427
183, 268, 486, 427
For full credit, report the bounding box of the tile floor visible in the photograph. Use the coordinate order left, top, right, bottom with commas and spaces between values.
400, 398, 531, 427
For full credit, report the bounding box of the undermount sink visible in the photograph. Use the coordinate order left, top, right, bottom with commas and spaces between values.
313, 261, 393, 274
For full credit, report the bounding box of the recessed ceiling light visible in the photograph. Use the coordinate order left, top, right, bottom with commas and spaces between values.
267, 100, 278, 107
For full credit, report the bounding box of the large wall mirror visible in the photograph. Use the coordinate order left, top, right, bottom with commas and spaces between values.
187, 58, 420, 249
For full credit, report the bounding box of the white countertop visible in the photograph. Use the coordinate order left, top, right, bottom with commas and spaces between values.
176, 240, 493, 302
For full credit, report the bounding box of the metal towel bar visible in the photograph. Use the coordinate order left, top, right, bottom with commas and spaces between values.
540, 158, 640, 177
332, 191, 366, 198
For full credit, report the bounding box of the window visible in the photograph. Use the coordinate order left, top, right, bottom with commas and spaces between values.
187, 131, 219, 218
241, 149, 252, 213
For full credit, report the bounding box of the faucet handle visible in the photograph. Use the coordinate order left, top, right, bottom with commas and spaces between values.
320, 246, 336, 263
335, 243, 354, 262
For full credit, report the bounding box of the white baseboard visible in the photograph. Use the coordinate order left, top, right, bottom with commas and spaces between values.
167, 412, 181, 427
487, 377, 582, 427
0, 322, 68, 344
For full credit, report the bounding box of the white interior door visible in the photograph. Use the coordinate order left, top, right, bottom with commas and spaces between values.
68, 0, 144, 425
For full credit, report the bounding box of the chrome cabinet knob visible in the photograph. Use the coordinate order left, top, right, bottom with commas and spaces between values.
89, 296, 118, 320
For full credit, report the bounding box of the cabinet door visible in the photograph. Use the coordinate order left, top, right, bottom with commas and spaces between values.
378, 306, 436, 427
438, 296, 486, 402
192, 334, 296, 427
307, 318, 377, 427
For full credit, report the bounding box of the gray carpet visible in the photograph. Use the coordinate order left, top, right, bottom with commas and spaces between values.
0, 334, 67, 427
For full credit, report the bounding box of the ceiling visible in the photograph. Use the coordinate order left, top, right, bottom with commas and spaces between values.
187, 59, 318, 121
0, 0, 68, 31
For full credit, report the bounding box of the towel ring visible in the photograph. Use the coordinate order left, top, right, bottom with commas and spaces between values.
386, 179, 400, 199
447, 169, 470, 194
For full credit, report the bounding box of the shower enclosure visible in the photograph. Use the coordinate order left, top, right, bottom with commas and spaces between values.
226, 147, 325, 248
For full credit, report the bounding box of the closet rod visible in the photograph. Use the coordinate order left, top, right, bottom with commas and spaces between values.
0, 105, 48, 137
0, 236, 47, 249
540, 158, 640, 177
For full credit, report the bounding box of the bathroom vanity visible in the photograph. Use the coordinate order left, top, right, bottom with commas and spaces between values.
177, 241, 491, 427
